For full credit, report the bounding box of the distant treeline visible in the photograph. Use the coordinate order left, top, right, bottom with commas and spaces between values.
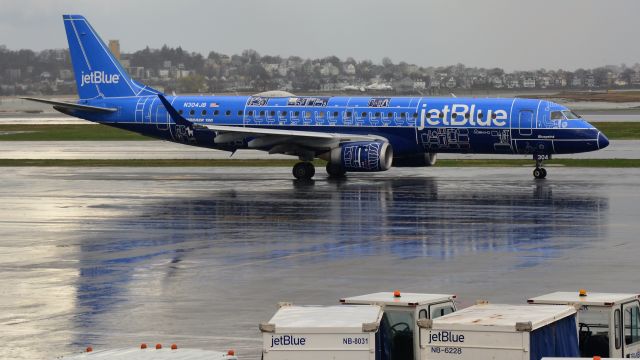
2, 44, 640, 96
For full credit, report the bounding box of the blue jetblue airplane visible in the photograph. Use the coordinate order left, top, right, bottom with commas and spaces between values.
25, 15, 609, 180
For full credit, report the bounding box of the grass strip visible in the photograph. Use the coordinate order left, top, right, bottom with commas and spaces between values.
590, 122, 640, 140
0, 124, 150, 141
0, 159, 638, 167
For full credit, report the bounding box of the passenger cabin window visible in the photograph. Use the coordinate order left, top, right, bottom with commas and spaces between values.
189, 109, 195, 116
201, 110, 207, 116
214, 110, 219, 116
551, 111, 564, 120
225, 110, 231, 116
430, 303, 455, 319
238, 110, 243, 116
178, 109, 184, 115
624, 303, 640, 345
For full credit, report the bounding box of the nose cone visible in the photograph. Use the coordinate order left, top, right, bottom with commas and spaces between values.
598, 132, 609, 149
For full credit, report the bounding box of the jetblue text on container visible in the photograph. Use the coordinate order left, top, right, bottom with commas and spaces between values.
427, 331, 465, 344
270, 335, 307, 347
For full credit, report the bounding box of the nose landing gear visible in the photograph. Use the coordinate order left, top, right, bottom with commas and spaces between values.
533, 155, 549, 179
533, 167, 547, 179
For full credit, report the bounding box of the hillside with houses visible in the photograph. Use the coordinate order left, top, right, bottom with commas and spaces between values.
2, 44, 640, 96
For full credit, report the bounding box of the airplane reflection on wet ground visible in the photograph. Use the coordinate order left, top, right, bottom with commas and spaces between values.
0, 167, 637, 359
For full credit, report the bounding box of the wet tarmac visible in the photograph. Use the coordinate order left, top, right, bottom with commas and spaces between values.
1, 167, 639, 359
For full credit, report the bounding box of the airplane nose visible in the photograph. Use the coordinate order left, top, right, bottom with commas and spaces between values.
598, 132, 609, 149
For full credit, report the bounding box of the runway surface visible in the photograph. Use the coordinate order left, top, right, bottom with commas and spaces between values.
0, 167, 639, 359
0, 139, 637, 160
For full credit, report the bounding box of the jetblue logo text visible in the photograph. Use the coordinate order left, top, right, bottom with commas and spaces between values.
418, 104, 508, 130
428, 331, 465, 344
80, 71, 120, 87
270, 335, 306, 348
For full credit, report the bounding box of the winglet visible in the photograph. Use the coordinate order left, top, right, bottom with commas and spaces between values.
157, 94, 192, 127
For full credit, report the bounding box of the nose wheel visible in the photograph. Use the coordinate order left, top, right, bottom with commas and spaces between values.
292, 161, 315, 180
533, 167, 547, 179
533, 155, 548, 179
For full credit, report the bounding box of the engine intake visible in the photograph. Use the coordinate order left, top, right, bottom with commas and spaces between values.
330, 141, 393, 172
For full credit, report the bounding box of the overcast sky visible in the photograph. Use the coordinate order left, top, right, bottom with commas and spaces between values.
0, 0, 638, 71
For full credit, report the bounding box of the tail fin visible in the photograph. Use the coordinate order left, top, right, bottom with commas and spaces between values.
63, 15, 160, 99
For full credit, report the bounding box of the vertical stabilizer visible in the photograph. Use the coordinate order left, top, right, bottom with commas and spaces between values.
62, 15, 160, 99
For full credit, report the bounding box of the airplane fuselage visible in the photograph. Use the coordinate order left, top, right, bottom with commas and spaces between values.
73, 95, 608, 158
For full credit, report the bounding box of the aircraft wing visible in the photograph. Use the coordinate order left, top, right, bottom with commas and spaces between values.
20, 97, 117, 113
200, 124, 380, 142
157, 94, 386, 156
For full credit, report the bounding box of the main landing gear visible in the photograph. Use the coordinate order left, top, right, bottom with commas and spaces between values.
326, 163, 346, 179
533, 156, 548, 180
292, 162, 315, 180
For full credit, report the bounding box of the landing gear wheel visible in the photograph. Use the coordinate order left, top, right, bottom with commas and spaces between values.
533, 167, 547, 179
326, 163, 346, 178
292, 162, 315, 180
533, 156, 548, 179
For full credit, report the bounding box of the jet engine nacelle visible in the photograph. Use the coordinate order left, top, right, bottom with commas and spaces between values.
329, 141, 393, 172
393, 153, 438, 167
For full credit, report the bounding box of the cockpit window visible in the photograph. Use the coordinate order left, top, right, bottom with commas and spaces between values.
551, 111, 564, 120
562, 110, 581, 119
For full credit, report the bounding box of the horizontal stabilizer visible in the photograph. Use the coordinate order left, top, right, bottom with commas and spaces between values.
20, 97, 117, 113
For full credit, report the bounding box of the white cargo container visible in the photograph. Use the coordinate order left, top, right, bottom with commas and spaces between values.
543, 358, 626, 360
418, 303, 580, 360
260, 304, 383, 360
529, 290, 640, 358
